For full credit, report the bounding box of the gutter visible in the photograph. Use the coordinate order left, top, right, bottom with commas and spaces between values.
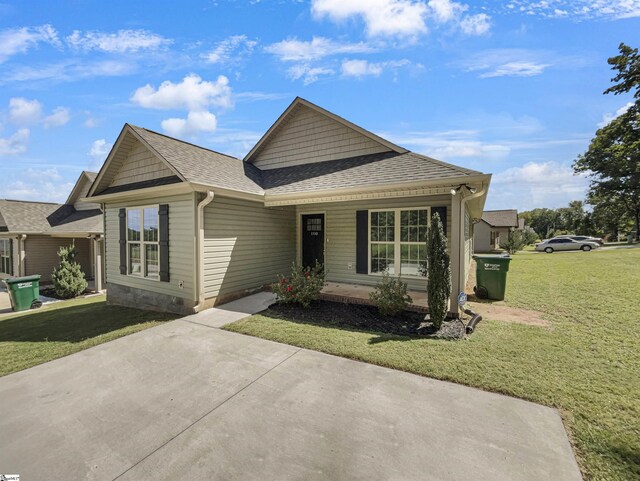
194, 191, 214, 312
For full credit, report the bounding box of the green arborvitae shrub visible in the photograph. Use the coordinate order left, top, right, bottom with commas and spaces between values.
499, 229, 527, 254
369, 271, 412, 317
272, 262, 325, 308
51, 244, 88, 299
426, 212, 451, 329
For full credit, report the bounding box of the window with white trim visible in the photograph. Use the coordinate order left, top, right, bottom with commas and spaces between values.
0, 239, 11, 275
370, 207, 430, 276
127, 207, 159, 279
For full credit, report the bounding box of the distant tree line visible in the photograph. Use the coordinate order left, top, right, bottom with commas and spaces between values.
519, 200, 634, 240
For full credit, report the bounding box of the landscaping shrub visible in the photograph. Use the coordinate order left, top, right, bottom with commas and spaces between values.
521, 226, 539, 246
51, 244, 88, 299
426, 212, 450, 329
499, 229, 527, 254
369, 271, 412, 317
272, 262, 324, 308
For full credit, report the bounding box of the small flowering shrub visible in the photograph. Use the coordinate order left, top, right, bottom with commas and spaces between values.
369, 271, 412, 317
272, 262, 325, 308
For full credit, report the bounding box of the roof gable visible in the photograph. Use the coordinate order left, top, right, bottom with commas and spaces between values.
88, 125, 185, 197
66, 171, 99, 208
245, 97, 407, 170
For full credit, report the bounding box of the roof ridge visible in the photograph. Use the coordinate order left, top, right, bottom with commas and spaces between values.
129, 124, 242, 161
407, 151, 483, 176
483, 209, 517, 213
0, 199, 62, 205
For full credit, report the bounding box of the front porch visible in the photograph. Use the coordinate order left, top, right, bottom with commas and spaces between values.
320, 282, 428, 312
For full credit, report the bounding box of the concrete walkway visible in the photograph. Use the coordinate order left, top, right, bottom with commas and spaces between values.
0, 293, 582, 481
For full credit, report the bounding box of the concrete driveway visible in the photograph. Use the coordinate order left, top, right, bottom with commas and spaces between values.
0, 312, 582, 480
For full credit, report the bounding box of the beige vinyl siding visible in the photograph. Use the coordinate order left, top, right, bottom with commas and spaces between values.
24, 236, 91, 282
297, 196, 452, 292
104, 193, 196, 300
203, 196, 295, 299
73, 176, 100, 211
109, 140, 174, 187
253, 104, 391, 170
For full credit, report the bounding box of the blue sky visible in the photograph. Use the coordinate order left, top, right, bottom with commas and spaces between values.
0, 0, 638, 211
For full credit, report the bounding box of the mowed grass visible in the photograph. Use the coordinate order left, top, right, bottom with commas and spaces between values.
225, 249, 640, 481
0, 295, 176, 377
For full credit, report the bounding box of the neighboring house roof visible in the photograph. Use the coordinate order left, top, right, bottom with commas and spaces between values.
481, 209, 519, 228
0, 199, 102, 234
261, 151, 482, 195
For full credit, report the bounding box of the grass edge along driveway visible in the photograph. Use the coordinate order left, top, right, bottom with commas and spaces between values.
0, 295, 177, 377
225, 249, 640, 481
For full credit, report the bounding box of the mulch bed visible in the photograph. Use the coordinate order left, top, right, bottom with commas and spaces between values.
265, 300, 465, 339
39, 287, 93, 300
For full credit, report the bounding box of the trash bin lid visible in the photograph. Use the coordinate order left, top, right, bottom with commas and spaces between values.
473, 254, 511, 262
3, 274, 42, 284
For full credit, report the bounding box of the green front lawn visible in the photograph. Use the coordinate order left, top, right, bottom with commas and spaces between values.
0, 295, 176, 377
225, 249, 640, 481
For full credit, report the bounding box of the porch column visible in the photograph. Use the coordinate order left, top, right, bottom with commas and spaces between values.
449, 194, 462, 315
19, 235, 26, 277
93, 236, 103, 292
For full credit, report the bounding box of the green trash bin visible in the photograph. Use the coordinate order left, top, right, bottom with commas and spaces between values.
2, 275, 42, 311
472, 255, 511, 301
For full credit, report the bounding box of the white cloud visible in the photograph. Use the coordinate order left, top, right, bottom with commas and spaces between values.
161, 111, 218, 137
265, 36, 375, 62
131, 74, 232, 111
84, 115, 99, 128
3, 59, 137, 84
598, 102, 633, 127
203, 35, 257, 64
461, 49, 552, 78
66, 29, 171, 53
312, 0, 429, 39
341, 58, 412, 77
0, 24, 59, 63
480, 61, 550, 78
0, 128, 29, 156
428, 0, 466, 22
459, 13, 491, 35
489, 161, 589, 210
89, 139, 112, 159
43, 107, 70, 128
8, 97, 42, 125
3, 174, 75, 203
287, 64, 335, 85
504, 0, 640, 19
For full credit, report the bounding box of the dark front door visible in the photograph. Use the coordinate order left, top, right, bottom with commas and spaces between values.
301, 214, 324, 269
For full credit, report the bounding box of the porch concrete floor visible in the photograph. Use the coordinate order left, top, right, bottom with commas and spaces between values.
321, 282, 427, 308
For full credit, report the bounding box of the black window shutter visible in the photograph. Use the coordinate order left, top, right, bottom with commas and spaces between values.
431, 207, 447, 236
356, 210, 368, 274
159, 204, 170, 282
119, 208, 127, 275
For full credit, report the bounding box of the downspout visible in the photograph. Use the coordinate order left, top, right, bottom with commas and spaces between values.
455, 184, 487, 315
18, 234, 27, 277
194, 191, 215, 312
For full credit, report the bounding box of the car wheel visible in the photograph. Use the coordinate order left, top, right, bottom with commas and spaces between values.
544, 247, 554, 253
582, 245, 591, 252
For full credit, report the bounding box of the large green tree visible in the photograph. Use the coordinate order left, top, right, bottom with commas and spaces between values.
574, 43, 640, 240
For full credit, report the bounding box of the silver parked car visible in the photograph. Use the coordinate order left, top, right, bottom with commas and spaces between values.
554, 234, 604, 246
535, 238, 601, 253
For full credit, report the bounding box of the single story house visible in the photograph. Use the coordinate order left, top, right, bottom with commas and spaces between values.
87, 97, 491, 316
473, 209, 519, 252
0, 171, 105, 288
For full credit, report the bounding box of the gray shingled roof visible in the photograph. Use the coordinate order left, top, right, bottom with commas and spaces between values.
130, 126, 264, 195
0, 199, 102, 234
481, 209, 519, 228
261, 151, 482, 195
125, 126, 482, 197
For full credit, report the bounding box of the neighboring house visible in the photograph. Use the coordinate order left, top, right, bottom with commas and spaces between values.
87, 97, 491, 316
0, 171, 105, 288
473, 209, 519, 252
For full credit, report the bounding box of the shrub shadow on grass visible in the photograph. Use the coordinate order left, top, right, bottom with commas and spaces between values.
0, 300, 176, 343
259, 301, 464, 343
